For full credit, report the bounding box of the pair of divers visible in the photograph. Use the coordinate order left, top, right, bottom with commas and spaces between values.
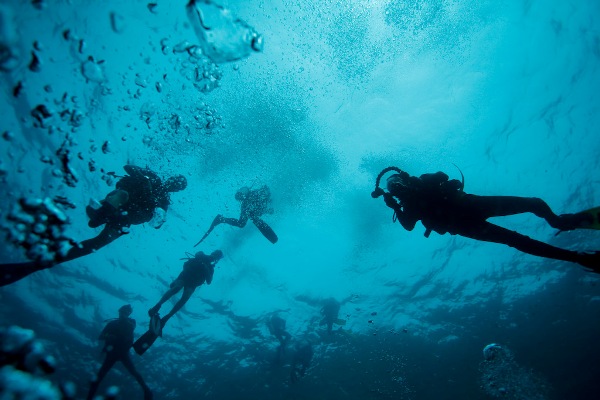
372, 166, 600, 271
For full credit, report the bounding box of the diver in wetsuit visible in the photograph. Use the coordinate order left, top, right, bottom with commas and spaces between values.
87, 305, 152, 400
195, 185, 278, 244
372, 166, 600, 271
267, 314, 292, 365
133, 250, 223, 356
148, 250, 223, 327
0, 165, 187, 287
321, 298, 342, 335
289, 339, 313, 383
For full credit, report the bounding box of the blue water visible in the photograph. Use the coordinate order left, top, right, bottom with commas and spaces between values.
1, 0, 600, 399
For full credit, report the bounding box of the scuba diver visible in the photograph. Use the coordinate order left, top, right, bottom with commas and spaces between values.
195, 185, 278, 245
320, 298, 345, 335
289, 339, 313, 383
372, 166, 600, 271
0, 165, 187, 287
133, 250, 224, 355
267, 314, 292, 365
87, 304, 152, 400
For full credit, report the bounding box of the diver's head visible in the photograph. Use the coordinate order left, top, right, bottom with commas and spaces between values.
164, 175, 187, 192
210, 249, 223, 261
386, 171, 410, 195
118, 304, 133, 318
235, 186, 250, 201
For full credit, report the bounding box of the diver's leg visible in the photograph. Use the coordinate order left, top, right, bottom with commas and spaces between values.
464, 195, 591, 230
87, 355, 117, 400
195, 214, 247, 246
119, 354, 152, 398
149, 283, 183, 316
62, 224, 124, 263
463, 195, 562, 223
162, 286, 196, 326
282, 331, 292, 345
275, 344, 285, 366
456, 221, 597, 268
220, 215, 248, 228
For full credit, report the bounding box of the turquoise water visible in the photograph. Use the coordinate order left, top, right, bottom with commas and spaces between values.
1, 0, 599, 399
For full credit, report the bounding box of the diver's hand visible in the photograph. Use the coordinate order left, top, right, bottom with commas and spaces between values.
371, 187, 384, 198
382, 193, 399, 210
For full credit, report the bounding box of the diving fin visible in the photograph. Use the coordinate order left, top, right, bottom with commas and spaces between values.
133, 314, 163, 356
194, 215, 224, 247
0, 262, 52, 287
133, 329, 159, 356
556, 206, 600, 235
252, 218, 278, 244
572, 206, 600, 230
150, 313, 163, 337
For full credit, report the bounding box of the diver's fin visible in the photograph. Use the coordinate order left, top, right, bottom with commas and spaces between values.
576, 251, 600, 272
149, 313, 163, 337
556, 207, 600, 235
252, 218, 278, 244
572, 206, 600, 230
334, 318, 346, 326
0, 262, 51, 287
133, 329, 159, 356
133, 314, 163, 356
194, 215, 223, 247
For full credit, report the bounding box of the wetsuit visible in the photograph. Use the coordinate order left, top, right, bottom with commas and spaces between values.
196, 185, 278, 244
383, 171, 600, 269
72, 165, 171, 261
290, 340, 313, 383
268, 315, 291, 365
148, 252, 220, 327
321, 298, 341, 335
173, 253, 215, 289
87, 318, 151, 400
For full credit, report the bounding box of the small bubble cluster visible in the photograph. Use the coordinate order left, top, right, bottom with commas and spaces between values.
3, 197, 76, 264
176, 44, 223, 94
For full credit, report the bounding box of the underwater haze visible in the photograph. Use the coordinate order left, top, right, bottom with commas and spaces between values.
1, 0, 600, 399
